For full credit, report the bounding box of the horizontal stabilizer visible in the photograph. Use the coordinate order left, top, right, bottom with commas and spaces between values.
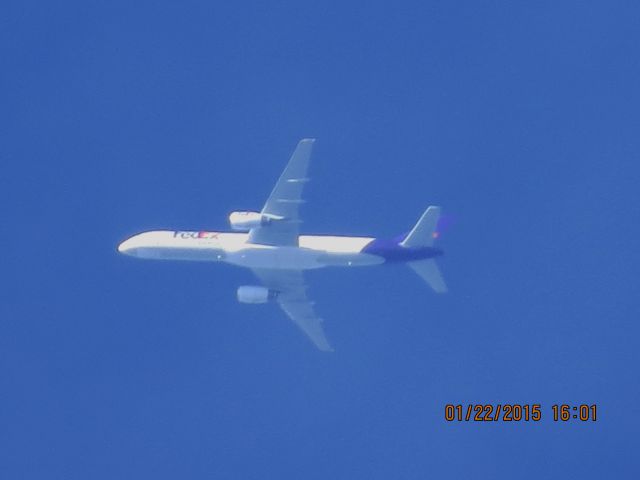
408, 259, 447, 293
401, 206, 441, 248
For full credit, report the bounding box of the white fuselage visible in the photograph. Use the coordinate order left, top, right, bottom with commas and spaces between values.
117, 230, 385, 270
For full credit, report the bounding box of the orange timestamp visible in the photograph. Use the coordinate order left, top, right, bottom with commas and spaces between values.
444, 404, 597, 422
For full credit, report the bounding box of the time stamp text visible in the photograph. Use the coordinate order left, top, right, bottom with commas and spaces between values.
444, 404, 597, 422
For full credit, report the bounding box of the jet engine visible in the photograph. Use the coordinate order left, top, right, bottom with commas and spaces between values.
237, 285, 278, 304
229, 211, 264, 231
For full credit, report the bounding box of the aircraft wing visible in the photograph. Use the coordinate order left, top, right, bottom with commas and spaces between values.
247, 139, 315, 246
251, 268, 333, 352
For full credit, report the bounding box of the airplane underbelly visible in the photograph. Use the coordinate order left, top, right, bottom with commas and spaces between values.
224, 246, 324, 270
130, 246, 224, 261
317, 252, 384, 267
223, 246, 385, 270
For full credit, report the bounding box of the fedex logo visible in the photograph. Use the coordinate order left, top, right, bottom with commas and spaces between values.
173, 231, 220, 239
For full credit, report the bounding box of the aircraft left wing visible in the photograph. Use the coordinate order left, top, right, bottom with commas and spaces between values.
247, 139, 315, 246
251, 268, 333, 352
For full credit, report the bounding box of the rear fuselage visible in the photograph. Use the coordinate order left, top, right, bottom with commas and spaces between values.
118, 230, 442, 270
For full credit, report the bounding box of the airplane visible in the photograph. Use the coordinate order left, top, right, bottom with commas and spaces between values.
118, 139, 447, 351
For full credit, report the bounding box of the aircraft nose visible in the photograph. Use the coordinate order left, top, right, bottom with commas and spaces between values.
117, 238, 135, 255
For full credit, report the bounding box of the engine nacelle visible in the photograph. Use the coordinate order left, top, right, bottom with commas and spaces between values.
229, 211, 265, 231
237, 285, 277, 304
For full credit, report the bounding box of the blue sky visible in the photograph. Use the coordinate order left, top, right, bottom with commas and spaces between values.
2, 1, 639, 478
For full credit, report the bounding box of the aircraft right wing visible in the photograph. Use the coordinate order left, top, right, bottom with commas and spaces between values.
247, 139, 315, 247
251, 268, 333, 352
